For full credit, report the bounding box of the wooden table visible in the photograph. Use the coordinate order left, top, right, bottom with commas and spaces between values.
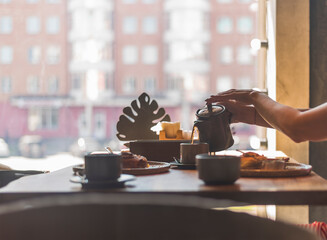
1, 165, 327, 205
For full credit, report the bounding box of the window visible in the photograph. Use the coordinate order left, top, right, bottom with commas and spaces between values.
219, 46, 233, 64
28, 108, 59, 131
46, 16, 60, 34
238, 0, 252, 3
0, 0, 11, 3
123, 77, 136, 93
216, 76, 232, 92
237, 16, 253, 34
123, 0, 136, 3
169, 42, 206, 62
123, 17, 137, 34
144, 77, 156, 93
0, 16, 12, 34
46, 0, 60, 3
26, 16, 40, 34
122, 46, 138, 64
28, 46, 41, 64
46, 46, 60, 64
217, 17, 233, 34
217, 0, 232, 3
0, 46, 13, 64
71, 73, 83, 90
142, 46, 158, 64
237, 76, 252, 89
142, 0, 156, 3
26, 0, 38, 3
1, 76, 11, 93
166, 75, 181, 91
237, 46, 252, 65
27, 76, 40, 94
142, 17, 157, 34
94, 112, 106, 139
48, 76, 59, 94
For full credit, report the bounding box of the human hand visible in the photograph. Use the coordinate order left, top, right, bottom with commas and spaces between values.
205, 89, 259, 105
214, 100, 256, 124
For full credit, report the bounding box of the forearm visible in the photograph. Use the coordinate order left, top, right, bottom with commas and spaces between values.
249, 92, 327, 142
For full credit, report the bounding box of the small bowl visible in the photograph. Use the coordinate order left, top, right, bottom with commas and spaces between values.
196, 154, 241, 185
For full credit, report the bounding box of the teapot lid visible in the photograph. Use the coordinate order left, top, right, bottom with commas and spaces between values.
197, 104, 224, 118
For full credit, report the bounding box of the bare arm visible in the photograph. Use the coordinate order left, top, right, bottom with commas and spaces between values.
250, 91, 327, 142
206, 89, 327, 142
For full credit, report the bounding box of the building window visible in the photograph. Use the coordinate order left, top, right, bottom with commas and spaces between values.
94, 112, 106, 139
46, 0, 60, 3
46, 16, 60, 34
166, 75, 181, 91
71, 73, 83, 90
28, 46, 41, 64
123, 17, 138, 34
1, 76, 11, 93
237, 46, 252, 65
122, 46, 138, 65
26, 0, 38, 3
142, 46, 158, 65
0, 0, 11, 3
0, 16, 12, 34
238, 0, 252, 3
27, 76, 40, 94
169, 42, 206, 62
144, 77, 156, 93
0, 46, 13, 64
28, 108, 59, 131
219, 46, 233, 64
123, 0, 136, 4
123, 77, 136, 93
217, 0, 232, 3
216, 76, 232, 92
237, 76, 252, 88
237, 16, 253, 34
48, 76, 59, 94
216, 17, 233, 34
46, 46, 60, 64
142, 17, 157, 34
26, 16, 40, 34
142, 0, 156, 3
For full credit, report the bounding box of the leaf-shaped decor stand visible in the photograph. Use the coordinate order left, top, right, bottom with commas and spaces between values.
116, 92, 171, 141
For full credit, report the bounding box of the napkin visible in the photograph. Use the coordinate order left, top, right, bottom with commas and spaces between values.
298, 221, 327, 240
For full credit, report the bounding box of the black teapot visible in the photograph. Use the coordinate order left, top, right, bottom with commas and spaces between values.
194, 104, 234, 152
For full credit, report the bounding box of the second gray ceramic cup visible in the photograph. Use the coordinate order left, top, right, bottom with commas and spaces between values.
196, 154, 240, 185
84, 153, 122, 181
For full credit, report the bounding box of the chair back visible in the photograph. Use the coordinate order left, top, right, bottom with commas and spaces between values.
0, 193, 319, 240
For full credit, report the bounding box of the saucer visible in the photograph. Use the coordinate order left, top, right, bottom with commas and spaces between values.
70, 174, 135, 189
170, 158, 196, 170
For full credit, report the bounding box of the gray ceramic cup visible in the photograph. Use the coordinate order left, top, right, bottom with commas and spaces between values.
180, 143, 209, 164
196, 154, 240, 185
84, 153, 122, 181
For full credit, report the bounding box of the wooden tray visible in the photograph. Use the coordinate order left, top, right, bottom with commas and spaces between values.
241, 163, 312, 178
122, 161, 170, 175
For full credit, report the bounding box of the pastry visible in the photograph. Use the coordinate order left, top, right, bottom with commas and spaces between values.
121, 150, 148, 168
240, 152, 267, 169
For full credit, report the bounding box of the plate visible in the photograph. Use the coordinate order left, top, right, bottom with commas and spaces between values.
241, 163, 312, 178
170, 162, 196, 170
70, 174, 135, 189
122, 161, 170, 175
72, 161, 170, 176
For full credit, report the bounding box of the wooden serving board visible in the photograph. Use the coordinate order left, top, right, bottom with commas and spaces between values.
241, 163, 312, 178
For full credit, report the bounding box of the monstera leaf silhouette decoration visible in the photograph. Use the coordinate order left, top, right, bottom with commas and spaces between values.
116, 92, 171, 141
